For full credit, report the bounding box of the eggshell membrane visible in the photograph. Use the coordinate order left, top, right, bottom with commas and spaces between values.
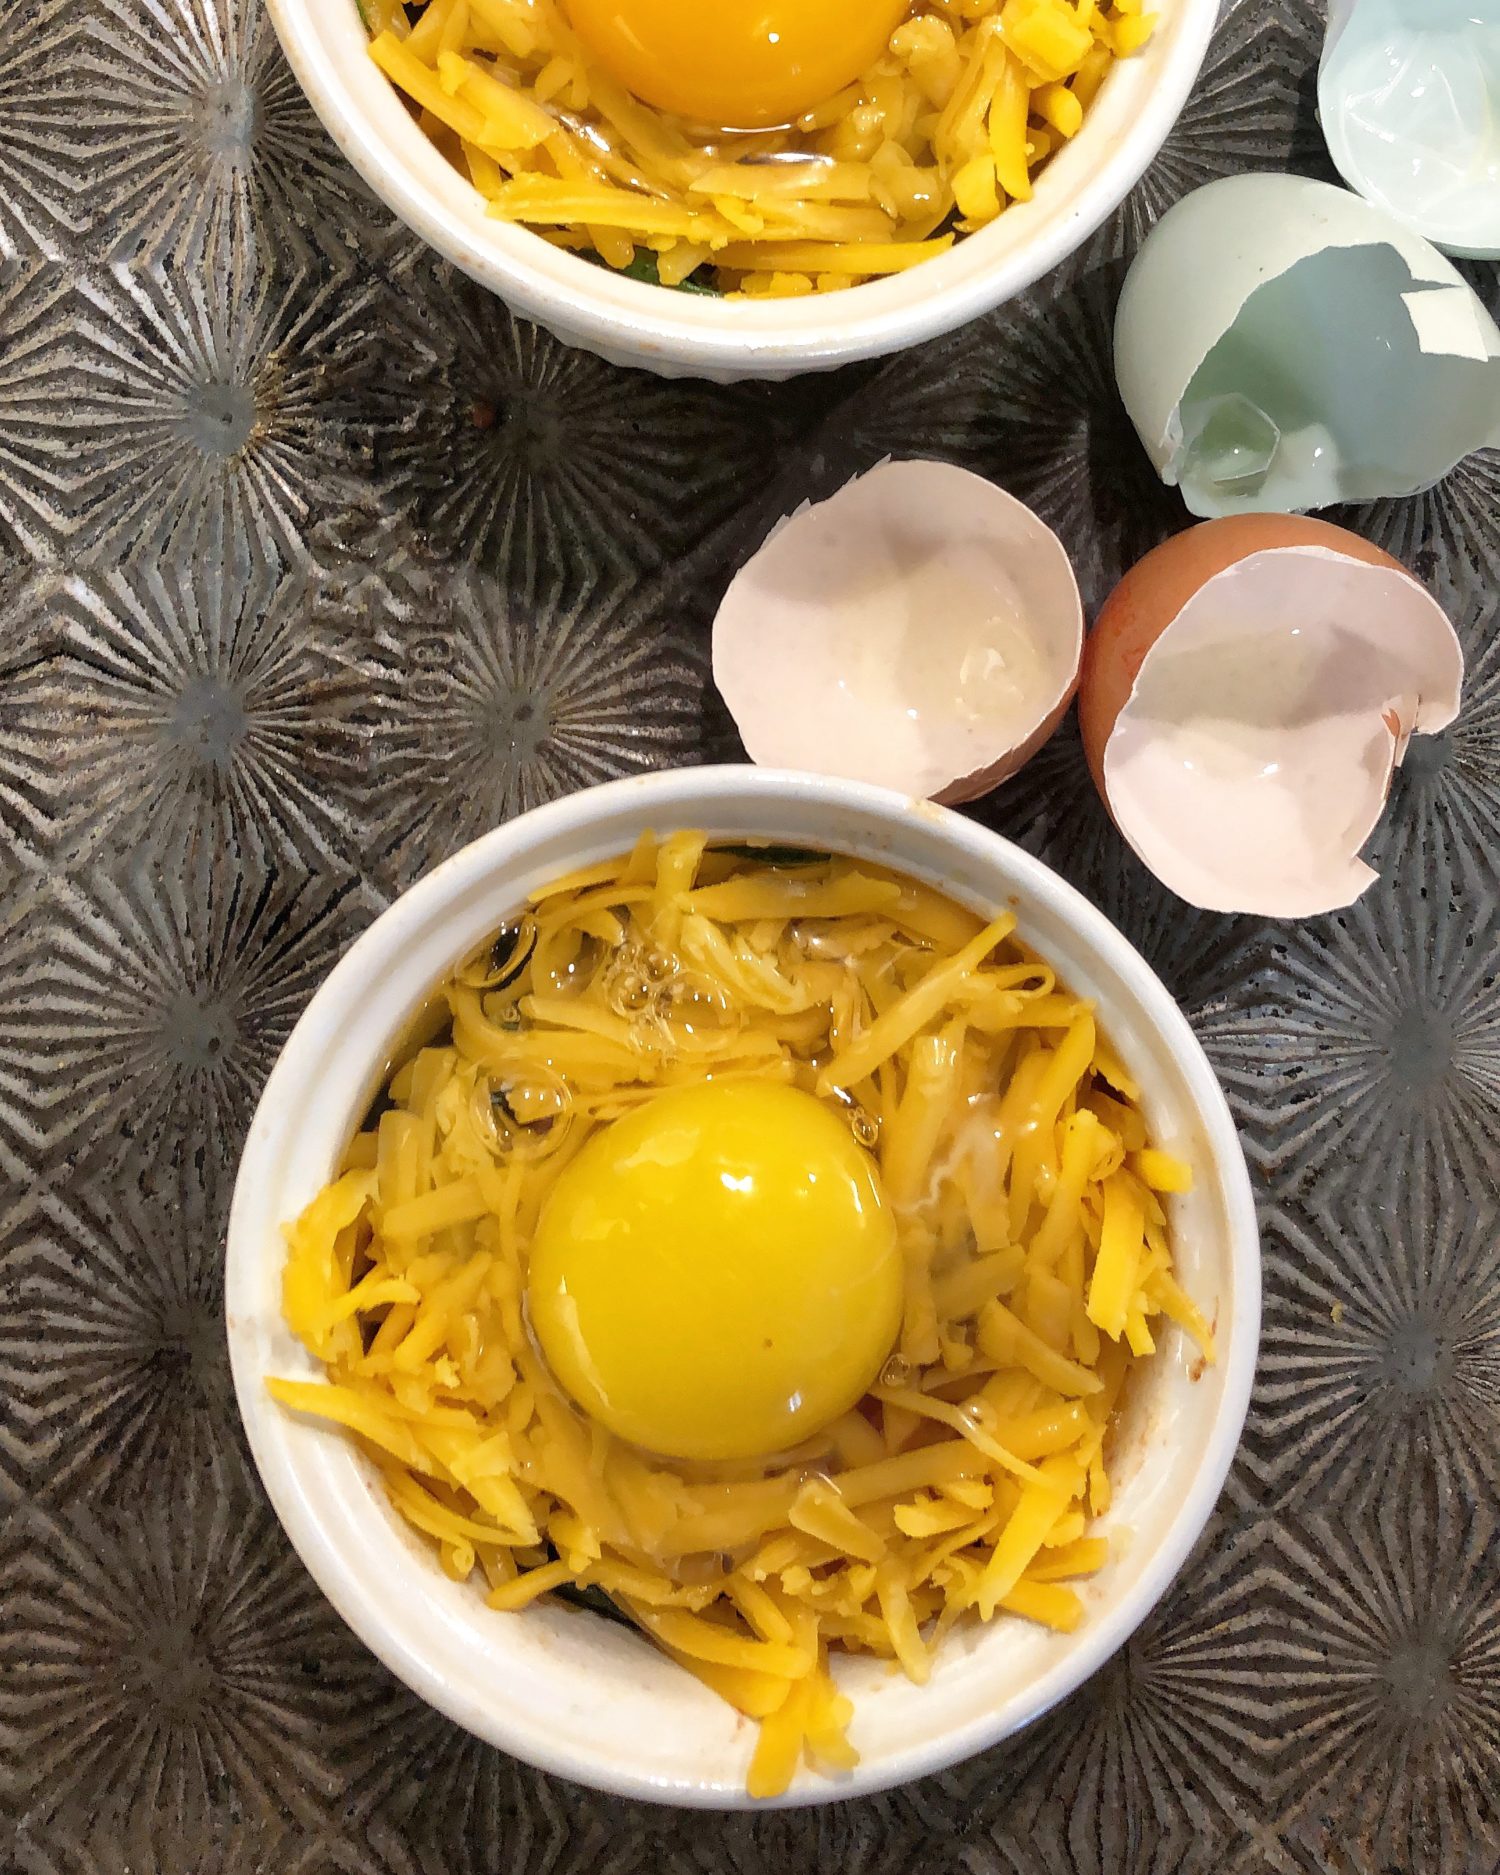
712, 460, 1084, 805
1080, 516, 1463, 918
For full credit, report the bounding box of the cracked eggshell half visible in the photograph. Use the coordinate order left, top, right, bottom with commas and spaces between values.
1078, 513, 1463, 919
712, 460, 1083, 804
1113, 172, 1500, 518
1320, 0, 1500, 259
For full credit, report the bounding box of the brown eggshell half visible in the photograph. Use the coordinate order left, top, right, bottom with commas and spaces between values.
1079, 514, 1463, 917
1078, 513, 1406, 797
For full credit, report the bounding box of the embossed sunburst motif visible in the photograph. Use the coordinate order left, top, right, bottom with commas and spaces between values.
38, 563, 371, 869
1242, 1178, 1500, 1512
1259, 1500, 1500, 1866
0, 565, 71, 882
960, 1519, 1278, 1852
970, 717, 1119, 896
9, 0, 397, 268
1368, 587, 1500, 893
0, 852, 373, 1170
0, 1493, 411, 1864
341, 1715, 579, 1870
357, 557, 711, 892
63, 257, 372, 568
956, 270, 1185, 612
1196, 881, 1500, 1197
363, 268, 777, 578
0, 1167, 240, 1501
0, 260, 81, 556
0, 0, 94, 258
1113, 0, 1337, 249
1347, 452, 1500, 611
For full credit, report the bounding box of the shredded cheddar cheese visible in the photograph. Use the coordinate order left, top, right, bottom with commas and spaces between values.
358, 0, 1155, 294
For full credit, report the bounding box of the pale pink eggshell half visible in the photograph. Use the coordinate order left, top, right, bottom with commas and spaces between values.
712, 460, 1084, 804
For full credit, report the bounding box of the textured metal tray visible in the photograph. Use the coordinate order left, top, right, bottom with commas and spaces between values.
2, 0, 1497, 1867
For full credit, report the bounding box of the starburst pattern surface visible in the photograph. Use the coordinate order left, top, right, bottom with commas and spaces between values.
33, 564, 375, 870
2, 0, 1498, 1869
357, 257, 788, 580
0, 0, 94, 259
0, 1493, 414, 1868
1258, 1498, 1500, 1868
0, 1164, 246, 1502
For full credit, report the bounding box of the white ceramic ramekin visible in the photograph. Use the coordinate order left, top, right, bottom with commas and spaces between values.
226, 766, 1259, 1807
264, 0, 1219, 379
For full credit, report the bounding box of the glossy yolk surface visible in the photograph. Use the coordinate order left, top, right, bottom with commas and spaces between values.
527, 1081, 903, 1462
560, 0, 912, 130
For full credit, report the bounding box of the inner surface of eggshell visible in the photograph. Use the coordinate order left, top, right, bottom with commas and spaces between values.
712, 459, 1083, 802
1320, 0, 1500, 259
1078, 513, 1406, 789
1101, 546, 1463, 918
1171, 244, 1500, 514
1113, 173, 1500, 520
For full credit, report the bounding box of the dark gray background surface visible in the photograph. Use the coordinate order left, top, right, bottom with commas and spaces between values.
1, 0, 1497, 1869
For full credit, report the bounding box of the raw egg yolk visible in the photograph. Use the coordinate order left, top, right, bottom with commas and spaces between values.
559, 0, 912, 130
527, 1081, 902, 1462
